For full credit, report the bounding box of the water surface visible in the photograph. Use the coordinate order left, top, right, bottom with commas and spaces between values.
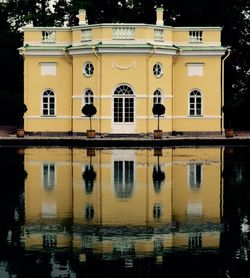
0, 146, 249, 277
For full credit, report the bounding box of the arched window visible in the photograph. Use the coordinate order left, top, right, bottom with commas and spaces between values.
42, 89, 55, 116
189, 90, 202, 116
113, 85, 134, 123
153, 89, 163, 104
84, 89, 94, 105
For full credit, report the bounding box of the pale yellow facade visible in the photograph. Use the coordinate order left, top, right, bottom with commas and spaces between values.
23, 147, 223, 259
19, 8, 228, 135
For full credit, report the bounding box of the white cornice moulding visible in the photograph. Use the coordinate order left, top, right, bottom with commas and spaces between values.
179, 51, 226, 56
25, 116, 71, 119
173, 115, 221, 119
22, 51, 65, 56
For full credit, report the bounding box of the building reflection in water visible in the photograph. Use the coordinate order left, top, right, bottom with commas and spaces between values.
22, 147, 223, 266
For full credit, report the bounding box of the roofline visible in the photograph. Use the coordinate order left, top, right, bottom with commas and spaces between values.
22, 24, 223, 32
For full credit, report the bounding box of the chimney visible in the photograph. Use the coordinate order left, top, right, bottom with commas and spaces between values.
77, 9, 87, 25
156, 6, 164, 26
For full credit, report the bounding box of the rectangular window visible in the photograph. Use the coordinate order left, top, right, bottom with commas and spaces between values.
187, 63, 204, 76
125, 98, 134, 122
42, 95, 55, 116
40, 62, 57, 76
114, 98, 123, 122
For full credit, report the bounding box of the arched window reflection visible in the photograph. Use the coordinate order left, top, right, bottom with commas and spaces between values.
43, 164, 55, 190
153, 164, 165, 193
114, 160, 134, 198
85, 204, 94, 220
82, 165, 96, 194
189, 163, 202, 190
153, 204, 162, 219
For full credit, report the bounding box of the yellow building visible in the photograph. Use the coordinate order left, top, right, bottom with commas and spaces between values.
19, 7, 229, 135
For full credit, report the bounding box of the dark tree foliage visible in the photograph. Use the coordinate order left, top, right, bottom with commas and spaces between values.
152, 103, 165, 130
81, 104, 97, 130
52, 0, 69, 27
0, 3, 23, 124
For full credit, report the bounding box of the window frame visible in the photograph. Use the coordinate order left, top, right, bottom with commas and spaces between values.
42, 89, 56, 116
153, 89, 163, 104
153, 63, 163, 78
83, 62, 94, 77
113, 85, 134, 123
188, 90, 202, 117
83, 88, 94, 105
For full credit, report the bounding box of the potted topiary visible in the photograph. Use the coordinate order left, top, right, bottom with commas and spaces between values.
81, 104, 97, 138
222, 103, 234, 138
153, 148, 165, 193
82, 148, 96, 194
152, 103, 165, 139
16, 103, 28, 137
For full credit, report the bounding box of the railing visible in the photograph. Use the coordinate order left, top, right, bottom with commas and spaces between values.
81, 29, 92, 41
154, 29, 164, 41
189, 30, 203, 43
112, 27, 135, 40
42, 31, 56, 43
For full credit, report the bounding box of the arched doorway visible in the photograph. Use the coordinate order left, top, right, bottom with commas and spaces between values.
112, 84, 135, 133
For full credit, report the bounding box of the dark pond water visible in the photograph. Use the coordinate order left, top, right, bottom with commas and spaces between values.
0, 146, 249, 278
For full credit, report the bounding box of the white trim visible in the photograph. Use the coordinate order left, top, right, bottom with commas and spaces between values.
23, 26, 71, 31
177, 42, 221, 47
23, 50, 65, 56
174, 115, 221, 119
173, 26, 222, 31
179, 50, 226, 56
25, 115, 71, 119
25, 115, 221, 120
24, 42, 70, 46
71, 39, 174, 47
69, 48, 154, 55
